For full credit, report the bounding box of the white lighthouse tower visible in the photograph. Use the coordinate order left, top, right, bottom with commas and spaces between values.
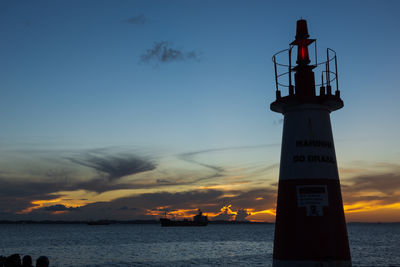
270, 20, 351, 266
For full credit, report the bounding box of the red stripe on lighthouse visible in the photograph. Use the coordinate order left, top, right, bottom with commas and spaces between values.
273, 178, 351, 261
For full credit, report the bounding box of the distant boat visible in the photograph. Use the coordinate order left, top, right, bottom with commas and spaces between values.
160, 210, 208, 227
87, 220, 112, 225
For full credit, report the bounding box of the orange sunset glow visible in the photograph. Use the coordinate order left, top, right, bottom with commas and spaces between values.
14, 187, 400, 222
18, 198, 90, 215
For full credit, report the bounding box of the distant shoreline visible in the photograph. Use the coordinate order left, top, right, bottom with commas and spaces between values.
0, 220, 272, 225
0, 220, 397, 225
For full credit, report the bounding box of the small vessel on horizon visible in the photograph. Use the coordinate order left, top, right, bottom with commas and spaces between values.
87, 220, 113, 225
160, 210, 208, 227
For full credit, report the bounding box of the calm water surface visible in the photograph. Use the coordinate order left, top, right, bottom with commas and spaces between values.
0, 223, 399, 266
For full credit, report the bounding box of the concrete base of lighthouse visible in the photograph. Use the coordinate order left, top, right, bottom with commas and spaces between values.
274, 259, 351, 267
272, 104, 351, 266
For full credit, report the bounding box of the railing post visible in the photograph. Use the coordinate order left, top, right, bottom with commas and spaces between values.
289, 47, 294, 95
334, 55, 339, 92
289, 48, 292, 88
274, 56, 279, 91
326, 49, 330, 87
314, 40, 318, 66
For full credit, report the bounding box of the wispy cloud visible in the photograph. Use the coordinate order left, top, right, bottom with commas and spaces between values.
343, 173, 400, 196
178, 144, 279, 183
124, 14, 147, 25
179, 143, 280, 158
69, 153, 156, 181
342, 162, 400, 197
0, 148, 161, 216
179, 153, 224, 173
140, 42, 200, 64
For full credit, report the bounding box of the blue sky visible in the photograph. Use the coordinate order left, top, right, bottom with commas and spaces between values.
1, 0, 400, 221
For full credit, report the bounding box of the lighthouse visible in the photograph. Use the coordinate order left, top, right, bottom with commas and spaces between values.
270, 20, 351, 266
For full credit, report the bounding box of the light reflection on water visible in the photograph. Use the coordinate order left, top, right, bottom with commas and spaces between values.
0, 223, 399, 266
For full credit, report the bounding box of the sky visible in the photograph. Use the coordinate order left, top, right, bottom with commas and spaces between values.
1, 0, 400, 222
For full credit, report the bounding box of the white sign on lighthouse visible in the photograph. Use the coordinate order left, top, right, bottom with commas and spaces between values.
270, 19, 351, 267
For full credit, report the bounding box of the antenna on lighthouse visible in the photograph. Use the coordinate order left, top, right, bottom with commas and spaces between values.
270, 19, 351, 267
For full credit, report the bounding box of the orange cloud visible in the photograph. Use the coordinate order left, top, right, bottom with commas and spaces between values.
248, 208, 276, 216
344, 201, 400, 216
17, 198, 88, 214
146, 206, 209, 219
220, 205, 235, 214
197, 181, 250, 191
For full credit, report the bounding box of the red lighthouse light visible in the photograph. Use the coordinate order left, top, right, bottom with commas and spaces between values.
297, 41, 310, 63
291, 19, 313, 65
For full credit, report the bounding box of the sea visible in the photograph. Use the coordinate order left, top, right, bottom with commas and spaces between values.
0, 223, 399, 266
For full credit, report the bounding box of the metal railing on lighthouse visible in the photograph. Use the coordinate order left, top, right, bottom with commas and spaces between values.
272, 45, 340, 99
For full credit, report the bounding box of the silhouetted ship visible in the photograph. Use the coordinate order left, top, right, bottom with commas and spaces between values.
160, 210, 208, 227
